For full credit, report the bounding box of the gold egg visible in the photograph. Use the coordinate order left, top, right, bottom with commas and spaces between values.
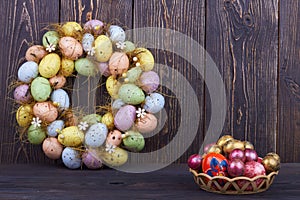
244, 141, 254, 149
266, 152, 280, 162
232, 140, 245, 151
217, 135, 234, 148
207, 144, 222, 154
102, 112, 114, 130
262, 155, 280, 173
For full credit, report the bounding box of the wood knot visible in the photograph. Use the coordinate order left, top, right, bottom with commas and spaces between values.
224, 0, 232, 8
243, 14, 254, 27
86, 12, 92, 21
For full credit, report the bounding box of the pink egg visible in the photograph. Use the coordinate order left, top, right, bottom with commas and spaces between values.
106, 130, 122, 146
82, 149, 103, 169
42, 137, 63, 160
14, 84, 32, 103
49, 75, 66, 89
98, 62, 111, 77
139, 71, 159, 93
25, 45, 48, 63
114, 105, 136, 131
33, 101, 58, 123
84, 20, 105, 35
188, 154, 202, 171
108, 52, 129, 76
135, 113, 158, 133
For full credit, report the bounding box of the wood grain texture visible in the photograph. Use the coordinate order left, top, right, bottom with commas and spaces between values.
279, 0, 300, 162
206, 0, 278, 158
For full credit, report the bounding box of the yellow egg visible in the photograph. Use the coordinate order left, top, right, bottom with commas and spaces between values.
134, 48, 154, 71
101, 112, 114, 129
61, 22, 83, 37
58, 126, 84, 147
98, 146, 128, 167
94, 35, 113, 62
39, 53, 61, 78
106, 76, 121, 99
16, 105, 34, 127
61, 58, 75, 77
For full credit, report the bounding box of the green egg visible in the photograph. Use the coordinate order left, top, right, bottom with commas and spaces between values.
125, 66, 142, 83
94, 35, 113, 62
28, 124, 46, 145
75, 58, 97, 76
123, 41, 135, 53
82, 114, 102, 125
118, 83, 145, 105
42, 31, 59, 48
31, 77, 52, 102
123, 131, 145, 152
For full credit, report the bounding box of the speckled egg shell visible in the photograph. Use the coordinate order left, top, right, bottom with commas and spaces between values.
85, 123, 108, 148
81, 114, 102, 125
123, 131, 145, 152
98, 62, 111, 77
30, 77, 52, 102
42, 31, 59, 48
106, 130, 122, 146
47, 120, 65, 137
33, 101, 58, 123
125, 66, 143, 83
49, 75, 66, 89
84, 19, 104, 35
27, 124, 46, 145
18, 61, 39, 83
61, 22, 83, 37
62, 147, 81, 169
134, 48, 155, 71
82, 33, 95, 52
14, 84, 32, 103
111, 99, 125, 110
59, 37, 83, 60
118, 83, 145, 105
75, 58, 97, 76
139, 71, 159, 93
143, 93, 165, 114
39, 53, 61, 78
42, 137, 63, 159
108, 25, 126, 43
50, 89, 70, 110
106, 75, 121, 99
123, 41, 135, 53
108, 52, 129, 76
94, 35, 113, 62
82, 149, 103, 169
101, 112, 114, 130
100, 147, 128, 167
61, 58, 75, 77
114, 105, 136, 131
58, 126, 84, 147
135, 113, 158, 134
16, 105, 33, 127
25, 45, 48, 63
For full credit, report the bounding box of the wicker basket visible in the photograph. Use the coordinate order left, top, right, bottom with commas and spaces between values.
190, 168, 278, 194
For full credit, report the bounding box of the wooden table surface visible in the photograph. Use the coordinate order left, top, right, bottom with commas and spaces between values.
0, 163, 299, 200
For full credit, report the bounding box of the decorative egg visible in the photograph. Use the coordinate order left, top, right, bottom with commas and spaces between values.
135, 113, 158, 134
114, 105, 136, 131
16, 105, 33, 127
27, 124, 46, 145
94, 35, 113, 62
99, 146, 128, 167
223, 140, 245, 155
25, 45, 47, 63
83, 19, 104, 35
118, 83, 145, 105
216, 135, 234, 148
81, 114, 102, 125
202, 153, 228, 179
49, 75, 66, 89
85, 123, 108, 148
42, 137, 63, 159
143, 93, 165, 113
58, 126, 84, 147
62, 147, 81, 169
61, 22, 83, 37
266, 152, 280, 162
134, 48, 154, 71
139, 71, 160, 93
124, 66, 142, 83
262, 155, 280, 173
59, 36, 83, 60
82, 33, 95, 52
111, 99, 125, 110
101, 112, 114, 130
244, 141, 254, 150
106, 75, 121, 99
14, 84, 32, 103
47, 120, 65, 137
108, 25, 126, 43
39, 53, 61, 78
122, 131, 145, 152
18, 61, 39, 83
97, 62, 111, 77
61, 58, 75, 77
123, 41, 135, 53
50, 89, 70, 110
206, 144, 222, 154
82, 149, 103, 169
188, 154, 202, 171
33, 101, 58, 123
106, 130, 122, 146
108, 52, 129, 76
42, 31, 59, 49
30, 77, 52, 102
75, 58, 97, 76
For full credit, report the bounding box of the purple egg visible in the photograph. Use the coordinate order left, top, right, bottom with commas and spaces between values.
14, 84, 32, 103
84, 20, 104, 35
98, 62, 111, 77
114, 105, 136, 131
187, 154, 202, 170
139, 71, 159, 93
228, 159, 245, 177
82, 149, 103, 169
229, 149, 246, 162
245, 148, 258, 162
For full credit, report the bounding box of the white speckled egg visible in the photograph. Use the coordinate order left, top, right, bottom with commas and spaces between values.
82, 33, 95, 52
47, 120, 65, 137
84, 123, 108, 148
18, 61, 39, 83
108, 25, 126, 43
14, 84, 32, 103
50, 89, 70, 110
143, 93, 165, 114
62, 147, 81, 169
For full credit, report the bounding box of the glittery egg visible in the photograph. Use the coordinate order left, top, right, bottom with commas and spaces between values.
81, 114, 102, 125
75, 58, 97, 76
114, 105, 136, 131
25, 45, 48, 63
98, 62, 111, 77
33, 101, 58, 123
42, 31, 59, 49
49, 75, 66, 89
39, 53, 61, 78
134, 48, 154, 71
18, 61, 39, 83
59, 36, 83, 60
82, 149, 103, 169
14, 84, 32, 103
135, 113, 158, 134
118, 83, 145, 105
42, 137, 63, 159
50, 89, 70, 110
47, 120, 65, 137
94, 35, 113, 62
143, 93, 165, 113
58, 126, 84, 147
108, 52, 129, 76
84, 19, 104, 35
124, 66, 142, 83
61, 58, 75, 77
106, 75, 121, 99
108, 25, 126, 43
123, 41, 135, 53
99, 146, 128, 167
61, 22, 82, 37
101, 112, 114, 130
106, 130, 122, 146
82, 33, 95, 52
122, 131, 145, 152
111, 99, 125, 110
139, 71, 160, 93
85, 123, 108, 148
16, 105, 34, 127
30, 77, 52, 102
27, 124, 47, 145
62, 147, 81, 169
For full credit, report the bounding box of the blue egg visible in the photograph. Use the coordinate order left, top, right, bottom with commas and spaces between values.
18, 61, 39, 83
143, 93, 165, 114
62, 147, 81, 169
47, 120, 65, 137
51, 89, 70, 109
85, 123, 108, 148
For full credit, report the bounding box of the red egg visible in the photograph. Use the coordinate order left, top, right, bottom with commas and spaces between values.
202, 153, 228, 177
229, 149, 245, 162
228, 159, 245, 177
188, 154, 202, 171
245, 148, 258, 162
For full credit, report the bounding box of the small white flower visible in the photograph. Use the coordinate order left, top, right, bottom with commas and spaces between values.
31, 117, 42, 128
136, 107, 146, 118
87, 47, 95, 56
116, 41, 126, 50
78, 121, 89, 131
105, 143, 116, 154
46, 44, 56, 52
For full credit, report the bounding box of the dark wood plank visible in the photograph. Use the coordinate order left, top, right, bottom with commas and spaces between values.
0, 0, 60, 164
206, 0, 278, 158
279, 0, 300, 162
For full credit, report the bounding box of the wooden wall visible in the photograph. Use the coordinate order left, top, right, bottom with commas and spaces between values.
0, 0, 299, 164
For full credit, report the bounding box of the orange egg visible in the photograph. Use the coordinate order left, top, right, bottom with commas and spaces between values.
108, 52, 129, 76
59, 37, 83, 60
106, 130, 122, 146
42, 137, 63, 160
33, 101, 58, 123
49, 75, 66, 89
135, 113, 158, 134
25, 45, 48, 63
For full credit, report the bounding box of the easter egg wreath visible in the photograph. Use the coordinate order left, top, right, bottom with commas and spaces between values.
13, 20, 165, 169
